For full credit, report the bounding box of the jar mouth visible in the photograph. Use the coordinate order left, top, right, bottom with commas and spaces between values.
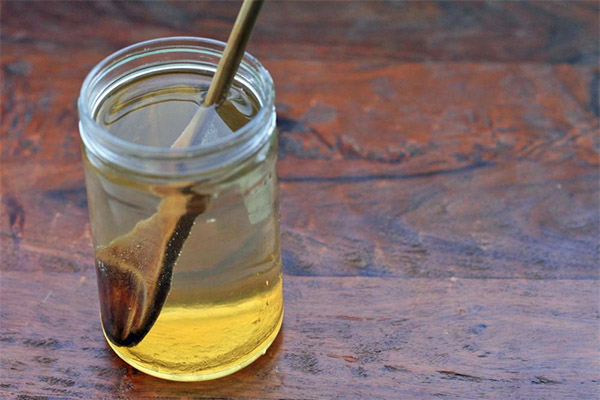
78, 37, 275, 176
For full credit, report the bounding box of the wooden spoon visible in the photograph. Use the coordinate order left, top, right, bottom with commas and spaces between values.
172, 0, 264, 148
96, 0, 264, 347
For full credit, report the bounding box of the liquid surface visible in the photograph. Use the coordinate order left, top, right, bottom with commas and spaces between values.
87, 70, 282, 381
96, 71, 260, 147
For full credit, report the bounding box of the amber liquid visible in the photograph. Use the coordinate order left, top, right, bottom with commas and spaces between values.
87, 70, 283, 381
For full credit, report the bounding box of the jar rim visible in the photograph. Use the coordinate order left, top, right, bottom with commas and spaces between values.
78, 36, 275, 175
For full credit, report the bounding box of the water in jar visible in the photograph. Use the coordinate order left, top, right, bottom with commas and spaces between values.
83, 70, 283, 381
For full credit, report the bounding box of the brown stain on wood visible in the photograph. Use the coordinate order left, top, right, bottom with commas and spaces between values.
0, 0, 598, 399
3, 195, 25, 242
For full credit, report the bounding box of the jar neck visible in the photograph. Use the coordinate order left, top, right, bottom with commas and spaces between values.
78, 37, 275, 179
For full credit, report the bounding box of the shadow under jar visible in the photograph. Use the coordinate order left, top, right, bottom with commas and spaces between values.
78, 37, 283, 381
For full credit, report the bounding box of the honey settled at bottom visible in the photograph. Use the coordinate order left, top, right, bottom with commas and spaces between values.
106, 278, 283, 381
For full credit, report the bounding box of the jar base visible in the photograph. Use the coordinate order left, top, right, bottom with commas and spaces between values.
105, 310, 283, 382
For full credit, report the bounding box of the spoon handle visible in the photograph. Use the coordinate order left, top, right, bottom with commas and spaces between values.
203, 0, 264, 106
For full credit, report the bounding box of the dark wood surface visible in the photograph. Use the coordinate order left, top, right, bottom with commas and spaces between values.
1, 1, 598, 399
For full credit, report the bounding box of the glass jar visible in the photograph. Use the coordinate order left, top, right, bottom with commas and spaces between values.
78, 37, 283, 381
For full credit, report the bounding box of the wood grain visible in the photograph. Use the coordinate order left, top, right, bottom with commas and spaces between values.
1, 1, 598, 64
2, 272, 598, 399
1, 1, 598, 399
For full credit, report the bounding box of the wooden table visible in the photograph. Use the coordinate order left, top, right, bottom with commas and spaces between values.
1, 1, 598, 398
